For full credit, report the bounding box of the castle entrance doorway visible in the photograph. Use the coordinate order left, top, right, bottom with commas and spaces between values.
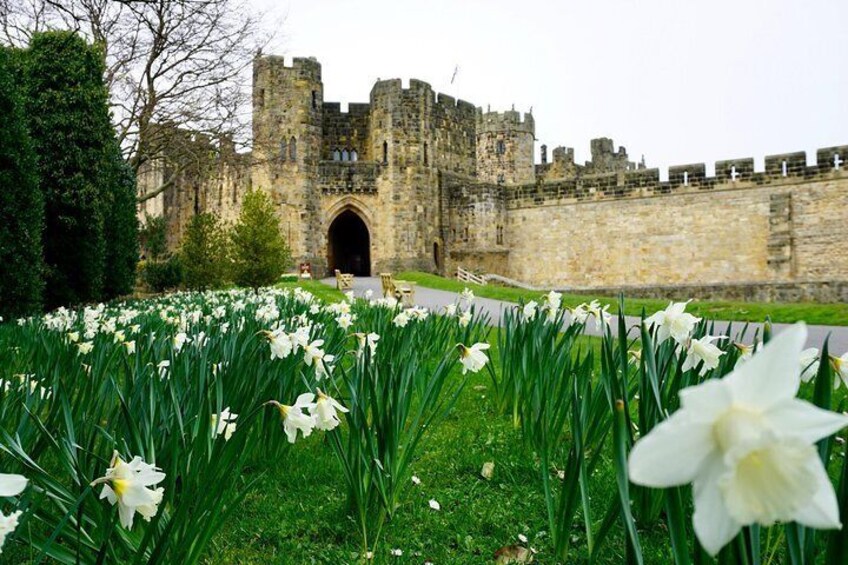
328, 210, 371, 276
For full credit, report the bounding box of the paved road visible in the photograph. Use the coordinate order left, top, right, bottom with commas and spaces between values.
322, 277, 848, 352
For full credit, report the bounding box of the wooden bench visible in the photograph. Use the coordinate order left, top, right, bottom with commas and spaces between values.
379, 273, 416, 306
335, 269, 354, 291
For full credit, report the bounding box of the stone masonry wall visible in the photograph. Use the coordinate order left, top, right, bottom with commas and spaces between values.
503, 153, 848, 292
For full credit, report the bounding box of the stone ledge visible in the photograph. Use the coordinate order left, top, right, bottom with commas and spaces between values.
556, 279, 848, 304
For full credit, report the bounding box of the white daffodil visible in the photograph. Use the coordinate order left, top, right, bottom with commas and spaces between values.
344, 290, 355, 302
444, 303, 457, 317
457, 343, 490, 374
156, 360, 170, 379
355, 332, 380, 359
458, 311, 472, 328
428, 499, 441, 511
124, 341, 136, 355
265, 330, 293, 360
681, 335, 726, 376
78, 341, 94, 355
830, 353, 848, 389
645, 301, 701, 345
364, 289, 374, 300
522, 301, 538, 321
336, 312, 354, 330
800, 348, 820, 383
570, 303, 589, 325
628, 323, 848, 556
393, 311, 410, 328
67, 331, 80, 343
461, 288, 475, 303
211, 407, 238, 441
172, 332, 190, 352
268, 393, 316, 443
733, 342, 757, 367
0, 510, 22, 554
545, 290, 562, 312
310, 389, 349, 431
586, 300, 612, 331
93, 452, 165, 530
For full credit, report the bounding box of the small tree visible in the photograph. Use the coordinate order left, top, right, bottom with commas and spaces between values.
230, 189, 290, 289
0, 47, 43, 318
140, 214, 168, 260
180, 212, 230, 290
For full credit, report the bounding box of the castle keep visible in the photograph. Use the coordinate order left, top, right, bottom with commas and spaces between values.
139, 55, 848, 301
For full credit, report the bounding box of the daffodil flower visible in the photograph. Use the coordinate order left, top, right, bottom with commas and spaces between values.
310, 389, 349, 431
830, 352, 848, 389
0, 473, 27, 553
681, 335, 726, 376
92, 452, 166, 530
457, 343, 490, 374
628, 324, 848, 556
211, 407, 238, 441
267, 394, 316, 443
522, 301, 538, 321
645, 301, 701, 345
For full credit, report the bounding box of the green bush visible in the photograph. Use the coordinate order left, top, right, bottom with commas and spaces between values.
180, 212, 230, 290
0, 47, 43, 319
143, 255, 184, 293
23, 32, 117, 308
230, 189, 291, 289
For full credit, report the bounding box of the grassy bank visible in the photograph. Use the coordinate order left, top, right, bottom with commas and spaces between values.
397, 272, 848, 326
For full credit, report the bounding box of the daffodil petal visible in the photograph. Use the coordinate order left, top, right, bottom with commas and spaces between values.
725, 323, 806, 408
679, 379, 732, 421
765, 399, 848, 444
628, 413, 715, 488
793, 454, 842, 530
692, 457, 741, 556
0, 474, 27, 497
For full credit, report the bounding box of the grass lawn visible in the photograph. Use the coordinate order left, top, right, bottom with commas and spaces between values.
278, 279, 346, 302
205, 331, 673, 564
397, 271, 848, 327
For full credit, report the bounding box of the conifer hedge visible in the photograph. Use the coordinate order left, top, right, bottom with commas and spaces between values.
0, 47, 43, 319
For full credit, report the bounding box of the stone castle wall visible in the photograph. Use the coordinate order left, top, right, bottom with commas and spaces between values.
500, 149, 848, 294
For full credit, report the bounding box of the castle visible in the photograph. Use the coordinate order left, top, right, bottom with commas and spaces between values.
138, 55, 848, 302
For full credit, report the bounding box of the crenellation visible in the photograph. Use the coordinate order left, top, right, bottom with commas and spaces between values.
765, 152, 807, 178
668, 163, 707, 189
816, 145, 848, 170
715, 158, 755, 183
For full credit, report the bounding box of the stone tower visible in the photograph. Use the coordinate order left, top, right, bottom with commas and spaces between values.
476, 110, 535, 185
252, 55, 324, 262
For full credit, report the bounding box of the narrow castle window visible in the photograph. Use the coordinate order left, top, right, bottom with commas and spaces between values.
351, 149, 358, 162
279, 139, 287, 161
382, 141, 388, 164
496, 140, 505, 155
424, 142, 429, 165
258, 88, 265, 108
289, 136, 297, 161
342, 149, 350, 162
497, 174, 505, 184
333, 148, 341, 161
311, 90, 317, 110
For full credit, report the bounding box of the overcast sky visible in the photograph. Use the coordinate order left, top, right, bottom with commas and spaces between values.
252, 0, 847, 176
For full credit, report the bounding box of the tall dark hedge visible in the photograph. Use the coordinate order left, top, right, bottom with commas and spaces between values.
24, 31, 114, 308
0, 47, 43, 319
103, 145, 139, 299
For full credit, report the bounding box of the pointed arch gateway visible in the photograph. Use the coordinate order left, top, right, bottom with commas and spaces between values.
327, 209, 371, 276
